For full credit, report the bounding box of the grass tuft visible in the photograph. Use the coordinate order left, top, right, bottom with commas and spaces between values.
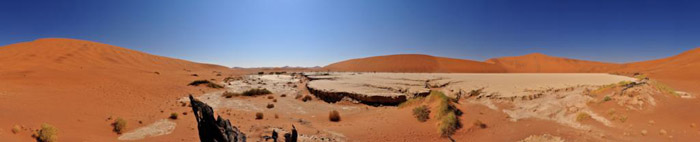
412, 105, 431, 122
242, 88, 272, 96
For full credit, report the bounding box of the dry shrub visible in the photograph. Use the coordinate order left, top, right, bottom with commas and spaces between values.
473, 120, 487, 129
280, 94, 287, 97
112, 118, 127, 134
206, 83, 224, 89
255, 112, 264, 120
266, 103, 275, 109
188, 80, 211, 86
11, 125, 20, 134
267, 96, 274, 99
302, 95, 313, 102
222, 91, 240, 98
329, 110, 341, 122
576, 112, 590, 122
412, 105, 431, 122
170, 113, 179, 120
37, 123, 58, 142
242, 88, 272, 96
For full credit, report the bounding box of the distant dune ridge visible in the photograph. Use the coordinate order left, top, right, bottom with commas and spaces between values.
324, 54, 506, 73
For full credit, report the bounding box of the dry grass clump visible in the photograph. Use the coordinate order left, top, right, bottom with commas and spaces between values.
398, 96, 425, 108
255, 112, 264, 120
11, 125, 20, 134
266, 103, 275, 109
170, 113, 179, 120
602, 96, 612, 102
439, 112, 460, 137
412, 105, 431, 122
651, 81, 678, 96
576, 112, 591, 122
112, 118, 127, 134
222, 91, 240, 98
206, 83, 224, 88
223, 76, 237, 83
280, 94, 287, 97
36, 123, 58, 142
267, 96, 274, 99
329, 110, 341, 122
242, 88, 272, 96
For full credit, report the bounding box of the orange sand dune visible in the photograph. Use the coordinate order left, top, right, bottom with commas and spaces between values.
485, 53, 621, 73
618, 47, 700, 93
0, 38, 238, 141
324, 54, 506, 73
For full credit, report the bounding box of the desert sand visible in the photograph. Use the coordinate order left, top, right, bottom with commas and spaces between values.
1, 38, 699, 142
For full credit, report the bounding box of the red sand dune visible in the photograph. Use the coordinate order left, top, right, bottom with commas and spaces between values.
0, 38, 238, 141
618, 47, 700, 93
486, 53, 621, 73
323, 54, 506, 73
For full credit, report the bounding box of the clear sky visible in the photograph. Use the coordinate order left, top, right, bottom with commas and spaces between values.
1, 0, 699, 67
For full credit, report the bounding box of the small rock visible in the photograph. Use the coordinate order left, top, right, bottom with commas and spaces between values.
648, 120, 655, 125
659, 129, 667, 135
668, 135, 674, 139
641, 130, 648, 136
691, 123, 696, 128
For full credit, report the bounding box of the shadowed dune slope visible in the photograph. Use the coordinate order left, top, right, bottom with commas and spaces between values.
323, 54, 506, 73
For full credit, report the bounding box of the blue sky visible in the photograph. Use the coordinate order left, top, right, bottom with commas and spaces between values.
1, 0, 699, 67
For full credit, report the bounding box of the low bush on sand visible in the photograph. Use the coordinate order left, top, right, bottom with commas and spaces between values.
112, 118, 127, 134
429, 91, 462, 137
170, 113, 178, 120
413, 105, 431, 122
473, 120, 487, 129
222, 91, 240, 98
223, 76, 237, 83
329, 110, 341, 122
602, 96, 612, 102
438, 112, 460, 137
266, 103, 275, 109
255, 112, 264, 120
37, 123, 58, 142
188, 80, 224, 88
242, 88, 272, 96
12, 125, 20, 134
301, 95, 313, 102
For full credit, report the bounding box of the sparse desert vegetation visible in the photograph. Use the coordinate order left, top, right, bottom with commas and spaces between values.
36, 123, 58, 142
412, 105, 431, 122
242, 88, 272, 96
222, 91, 240, 98
170, 112, 178, 119
266, 103, 275, 109
329, 110, 341, 122
11, 125, 20, 134
188, 80, 223, 88
112, 118, 127, 134
255, 112, 264, 120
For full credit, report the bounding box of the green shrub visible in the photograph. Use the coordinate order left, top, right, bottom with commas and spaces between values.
438, 112, 460, 137
38, 123, 58, 142
412, 105, 431, 122
113, 118, 127, 134
242, 88, 272, 96
329, 110, 341, 122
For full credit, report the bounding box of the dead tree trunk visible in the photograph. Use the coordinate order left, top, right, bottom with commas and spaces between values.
189, 95, 246, 142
